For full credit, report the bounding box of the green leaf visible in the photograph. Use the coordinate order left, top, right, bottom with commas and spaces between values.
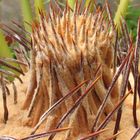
0, 31, 13, 59
34, 0, 45, 19
68, 0, 75, 10
85, 0, 94, 12
114, 0, 130, 32
20, 0, 33, 32
0, 31, 19, 80
125, 3, 140, 40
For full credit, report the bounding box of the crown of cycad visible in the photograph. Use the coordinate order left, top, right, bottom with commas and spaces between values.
22, 3, 119, 139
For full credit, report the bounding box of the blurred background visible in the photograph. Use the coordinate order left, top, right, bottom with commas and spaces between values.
0, 0, 139, 26
0, 0, 121, 25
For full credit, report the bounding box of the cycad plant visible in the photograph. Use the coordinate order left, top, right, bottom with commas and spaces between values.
0, 0, 140, 140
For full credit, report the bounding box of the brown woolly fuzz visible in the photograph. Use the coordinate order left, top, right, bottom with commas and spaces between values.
21, 2, 119, 139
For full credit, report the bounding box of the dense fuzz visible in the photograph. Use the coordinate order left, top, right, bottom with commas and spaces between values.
20, 4, 120, 139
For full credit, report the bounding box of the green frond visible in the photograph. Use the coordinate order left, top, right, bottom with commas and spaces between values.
34, 0, 45, 19
114, 0, 130, 32
20, 0, 33, 32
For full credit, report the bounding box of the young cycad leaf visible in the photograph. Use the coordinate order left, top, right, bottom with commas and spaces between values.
85, 0, 95, 12
68, 0, 75, 9
34, 0, 45, 19
114, 0, 129, 32
125, 4, 140, 39
20, 0, 33, 32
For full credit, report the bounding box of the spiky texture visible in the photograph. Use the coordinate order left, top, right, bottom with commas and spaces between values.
1, 1, 140, 140
20, 2, 120, 139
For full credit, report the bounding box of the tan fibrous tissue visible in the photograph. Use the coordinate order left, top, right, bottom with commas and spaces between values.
21, 6, 119, 139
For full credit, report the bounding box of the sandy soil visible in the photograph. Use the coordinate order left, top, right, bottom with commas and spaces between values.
0, 72, 33, 138
0, 72, 140, 140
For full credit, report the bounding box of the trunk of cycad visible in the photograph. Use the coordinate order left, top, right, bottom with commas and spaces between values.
21, 3, 119, 139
